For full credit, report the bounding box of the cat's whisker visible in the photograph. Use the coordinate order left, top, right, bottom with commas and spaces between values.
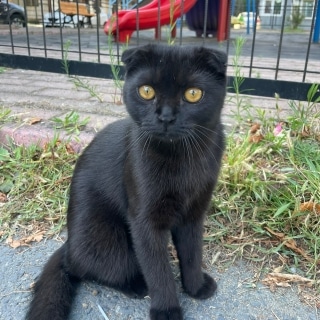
189, 134, 211, 176
191, 130, 219, 164
192, 130, 221, 160
126, 131, 148, 153
141, 132, 152, 158
182, 137, 193, 168
193, 124, 218, 135
186, 131, 206, 161
193, 127, 225, 153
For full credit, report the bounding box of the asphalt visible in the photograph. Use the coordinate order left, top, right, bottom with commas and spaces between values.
0, 68, 319, 320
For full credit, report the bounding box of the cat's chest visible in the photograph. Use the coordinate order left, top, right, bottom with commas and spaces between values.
126, 156, 214, 225
140, 155, 211, 196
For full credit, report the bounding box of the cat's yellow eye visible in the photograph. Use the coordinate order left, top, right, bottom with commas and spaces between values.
184, 88, 203, 103
138, 85, 156, 100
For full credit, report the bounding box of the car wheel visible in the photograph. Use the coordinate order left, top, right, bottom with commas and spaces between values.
10, 14, 25, 28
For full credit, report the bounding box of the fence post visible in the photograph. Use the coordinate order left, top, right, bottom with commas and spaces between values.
313, 0, 320, 43
217, 0, 230, 41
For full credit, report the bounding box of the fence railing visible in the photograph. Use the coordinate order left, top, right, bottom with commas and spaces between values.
0, 1, 319, 101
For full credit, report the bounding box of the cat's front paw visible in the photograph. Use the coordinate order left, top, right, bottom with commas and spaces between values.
185, 273, 217, 300
150, 307, 183, 320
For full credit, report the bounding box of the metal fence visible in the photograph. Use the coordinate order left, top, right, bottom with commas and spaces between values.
0, 0, 319, 101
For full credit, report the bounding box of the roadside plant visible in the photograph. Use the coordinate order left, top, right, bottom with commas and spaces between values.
228, 36, 252, 124
62, 41, 103, 102
209, 83, 320, 285
106, 27, 125, 104
287, 83, 320, 139
52, 111, 90, 136
290, 5, 305, 29
0, 135, 77, 240
166, 0, 178, 45
0, 106, 11, 125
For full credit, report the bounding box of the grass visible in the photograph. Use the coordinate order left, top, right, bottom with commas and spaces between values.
62, 40, 103, 103
0, 134, 77, 240
52, 111, 90, 136
207, 111, 320, 281
0, 106, 11, 123
207, 35, 320, 285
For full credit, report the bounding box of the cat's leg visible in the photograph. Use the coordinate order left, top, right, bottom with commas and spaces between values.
171, 218, 217, 300
68, 231, 148, 298
67, 205, 148, 298
130, 219, 183, 320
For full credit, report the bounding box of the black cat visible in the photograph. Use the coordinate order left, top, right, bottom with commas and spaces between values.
26, 44, 227, 320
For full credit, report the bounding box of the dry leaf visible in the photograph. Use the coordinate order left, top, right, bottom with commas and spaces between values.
250, 123, 261, 134
265, 227, 285, 239
265, 226, 314, 263
21, 231, 45, 244
249, 123, 263, 143
28, 117, 42, 125
299, 201, 320, 215
262, 272, 317, 290
273, 265, 284, 273
5, 231, 45, 248
249, 132, 264, 143
6, 237, 24, 248
0, 192, 8, 203
33, 233, 44, 242
284, 238, 312, 262
300, 126, 310, 138
65, 143, 75, 154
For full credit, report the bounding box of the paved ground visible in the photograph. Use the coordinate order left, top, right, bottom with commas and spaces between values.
0, 68, 319, 320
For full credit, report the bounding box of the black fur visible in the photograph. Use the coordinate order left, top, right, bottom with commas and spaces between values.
26, 44, 227, 320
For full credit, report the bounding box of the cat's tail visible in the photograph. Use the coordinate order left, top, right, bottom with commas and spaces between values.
26, 243, 79, 320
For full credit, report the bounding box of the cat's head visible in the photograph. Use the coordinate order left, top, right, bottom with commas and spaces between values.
122, 44, 227, 142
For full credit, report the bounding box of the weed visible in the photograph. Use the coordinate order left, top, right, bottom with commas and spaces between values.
208, 83, 320, 283
62, 40, 71, 76
289, 5, 305, 29
105, 19, 126, 105
0, 106, 11, 125
166, 0, 178, 45
62, 41, 103, 102
0, 67, 6, 74
287, 83, 320, 139
0, 137, 77, 240
52, 111, 90, 136
71, 77, 104, 102
227, 36, 253, 125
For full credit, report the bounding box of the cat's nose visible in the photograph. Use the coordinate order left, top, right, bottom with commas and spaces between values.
157, 106, 176, 125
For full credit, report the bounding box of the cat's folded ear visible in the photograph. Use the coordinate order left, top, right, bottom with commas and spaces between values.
121, 47, 139, 66
121, 45, 152, 73
196, 47, 227, 75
